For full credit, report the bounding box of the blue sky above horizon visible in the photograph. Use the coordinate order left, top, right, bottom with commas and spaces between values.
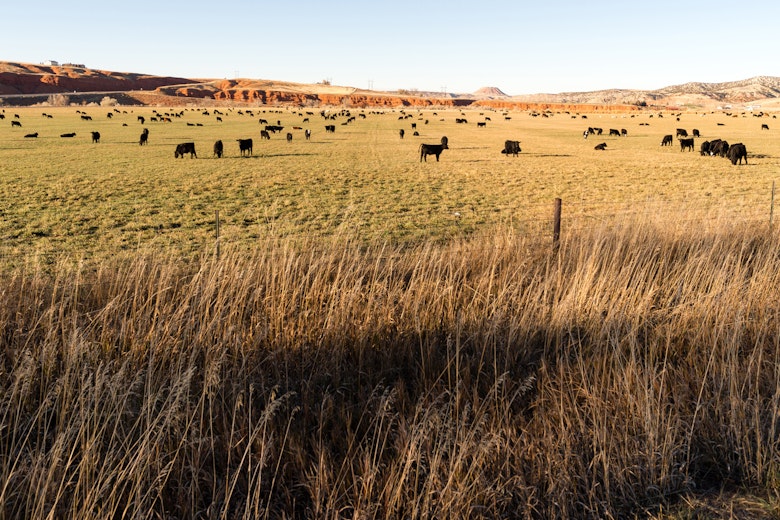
3, 0, 777, 96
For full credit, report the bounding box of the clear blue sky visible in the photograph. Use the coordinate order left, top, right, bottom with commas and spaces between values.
3, 0, 777, 95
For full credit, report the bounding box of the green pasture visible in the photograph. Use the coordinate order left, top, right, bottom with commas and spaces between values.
0, 103, 777, 262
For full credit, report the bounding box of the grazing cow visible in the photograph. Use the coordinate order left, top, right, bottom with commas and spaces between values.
237, 138, 253, 156
286, 132, 293, 143
661, 134, 673, 146
501, 140, 521, 156
609, 129, 620, 136
419, 137, 449, 162
91, 131, 100, 143
60, 132, 76, 138
709, 139, 729, 157
676, 128, 688, 137
679, 138, 694, 151
594, 142, 607, 150
305, 129, 311, 140
11, 121, 21, 127
411, 123, 417, 129
726, 143, 747, 165
138, 116, 145, 124
692, 129, 701, 137
477, 122, 486, 128
621, 128, 627, 136
265, 125, 284, 133
24, 132, 38, 138
174, 142, 197, 158
399, 128, 405, 139
213, 140, 224, 158
260, 130, 271, 140
325, 124, 336, 133
81, 115, 92, 121
762, 124, 769, 130
216, 116, 222, 122
700, 141, 711, 155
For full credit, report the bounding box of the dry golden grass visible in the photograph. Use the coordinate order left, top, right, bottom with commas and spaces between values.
1, 213, 780, 518
1, 103, 779, 518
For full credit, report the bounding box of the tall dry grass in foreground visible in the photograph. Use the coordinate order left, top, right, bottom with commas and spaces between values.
1, 218, 779, 519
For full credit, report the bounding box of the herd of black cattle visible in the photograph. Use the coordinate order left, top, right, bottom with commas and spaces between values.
2, 106, 769, 166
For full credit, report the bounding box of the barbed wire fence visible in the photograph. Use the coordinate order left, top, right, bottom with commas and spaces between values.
0, 188, 777, 266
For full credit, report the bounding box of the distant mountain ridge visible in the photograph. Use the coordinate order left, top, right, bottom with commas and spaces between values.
508, 76, 780, 107
0, 60, 777, 109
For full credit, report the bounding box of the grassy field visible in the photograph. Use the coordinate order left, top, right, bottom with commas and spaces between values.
0, 104, 777, 262
1, 102, 779, 519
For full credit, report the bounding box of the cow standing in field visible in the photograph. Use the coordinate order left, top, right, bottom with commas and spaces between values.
139, 128, 149, 146
726, 143, 748, 165
661, 134, 673, 146
11, 121, 21, 128
762, 124, 769, 130
679, 138, 695, 152
286, 132, 293, 143
501, 140, 521, 156
609, 129, 620, 136
419, 136, 449, 162
213, 140, 224, 158
174, 142, 197, 158
399, 129, 405, 139
91, 131, 100, 143
260, 130, 271, 140
305, 129, 311, 140
676, 128, 688, 137
237, 138, 253, 156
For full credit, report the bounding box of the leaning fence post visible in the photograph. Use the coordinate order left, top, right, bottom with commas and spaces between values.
553, 198, 562, 249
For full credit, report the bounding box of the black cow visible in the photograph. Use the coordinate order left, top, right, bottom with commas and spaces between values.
477, 122, 487, 128
213, 140, 224, 158
237, 138, 253, 156
621, 128, 627, 136
726, 143, 747, 165
700, 141, 711, 155
692, 129, 701, 137
594, 142, 607, 150
762, 124, 769, 130
286, 132, 293, 143
174, 142, 197, 158
24, 132, 38, 138
419, 137, 449, 162
138, 116, 145, 124
679, 138, 694, 151
501, 140, 521, 156
609, 129, 620, 136
325, 124, 336, 133
91, 131, 100, 143
11, 121, 21, 127
661, 134, 673, 146
709, 139, 729, 157
60, 132, 76, 138
139, 128, 149, 146
676, 128, 688, 137
399, 129, 405, 139
260, 130, 271, 140
81, 115, 92, 121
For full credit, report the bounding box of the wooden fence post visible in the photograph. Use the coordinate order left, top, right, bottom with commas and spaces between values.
771, 181, 775, 232
553, 198, 562, 249
215, 210, 220, 258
